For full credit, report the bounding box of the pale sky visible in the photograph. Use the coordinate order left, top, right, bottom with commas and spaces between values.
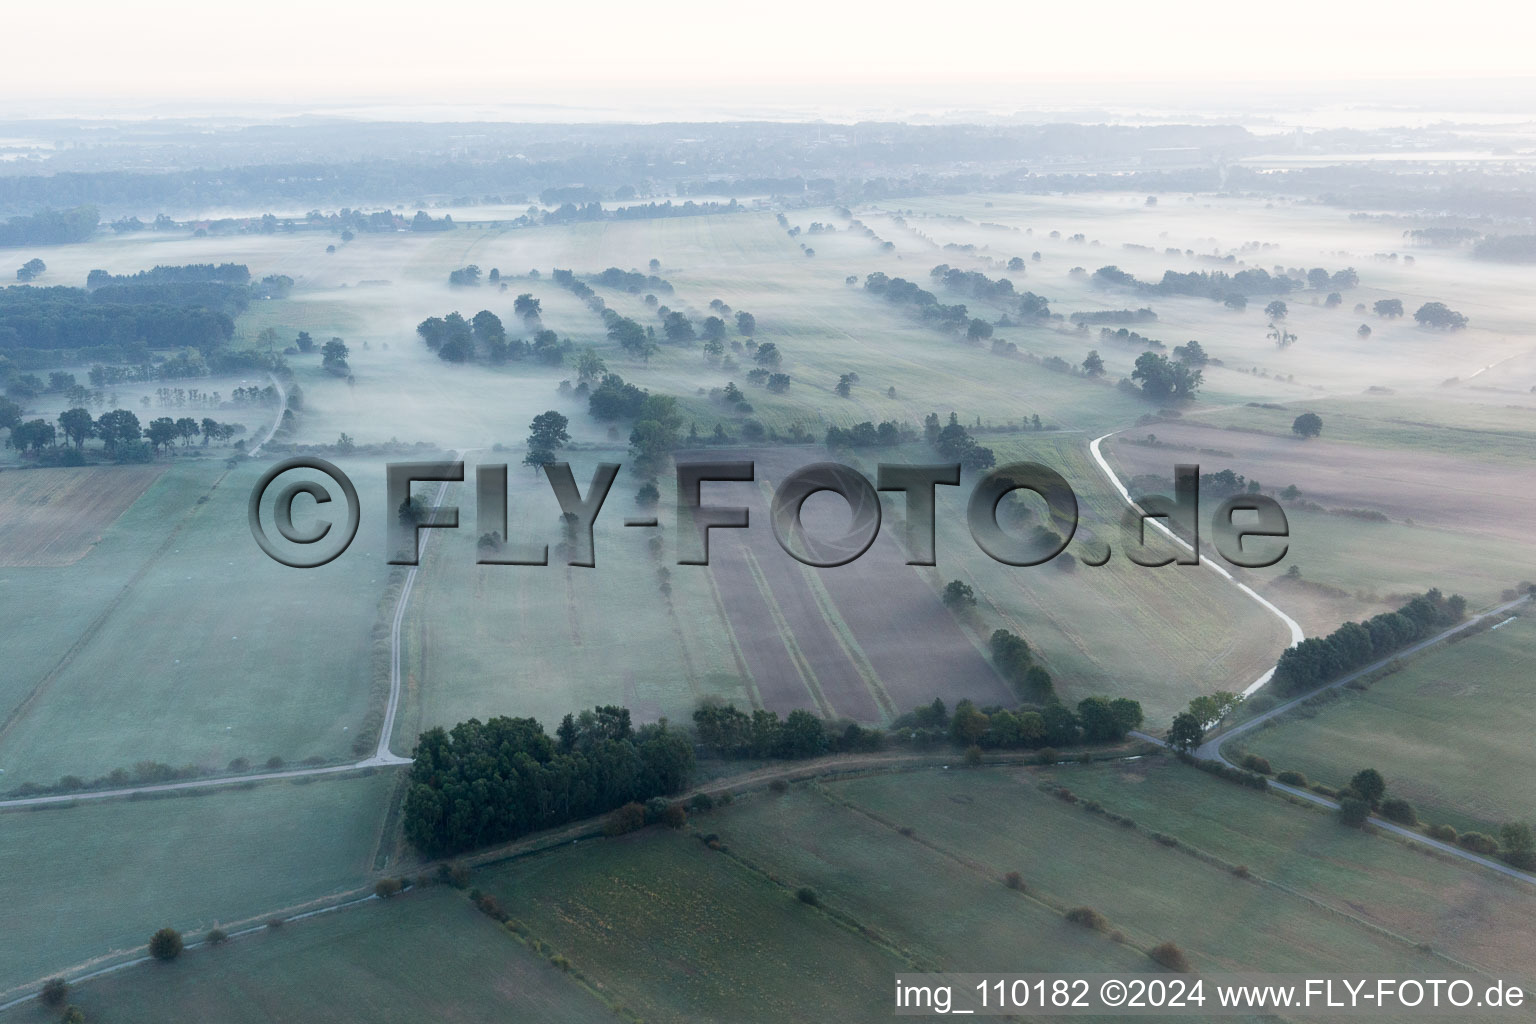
9, 0, 1536, 108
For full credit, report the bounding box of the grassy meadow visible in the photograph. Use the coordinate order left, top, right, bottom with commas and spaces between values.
1241, 611, 1536, 835
0, 771, 393, 1000
1, 887, 607, 1024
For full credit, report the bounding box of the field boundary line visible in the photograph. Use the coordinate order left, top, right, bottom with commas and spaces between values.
740, 546, 835, 718
794, 561, 898, 718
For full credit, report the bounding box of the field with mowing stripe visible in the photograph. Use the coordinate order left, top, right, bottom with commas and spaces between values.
0, 771, 395, 1000
1241, 612, 1536, 834
4, 887, 605, 1024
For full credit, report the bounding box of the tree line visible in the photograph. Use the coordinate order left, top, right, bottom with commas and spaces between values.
3, 404, 247, 462
1272, 589, 1466, 695
0, 285, 236, 356
0, 206, 98, 247
86, 263, 250, 288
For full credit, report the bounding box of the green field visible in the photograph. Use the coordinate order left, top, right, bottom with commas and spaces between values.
475, 825, 907, 1023
393, 456, 748, 739
1242, 611, 1536, 834
36, 757, 1532, 1022
0, 771, 394, 999
1, 887, 606, 1024
1047, 756, 1536, 986
913, 434, 1291, 722
0, 456, 401, 786
6, 186, 1536, 1017
829, 768, 1451, 977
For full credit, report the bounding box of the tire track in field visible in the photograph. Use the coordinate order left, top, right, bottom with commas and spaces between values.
707, 534, 818, 716
740, 547, 836, 719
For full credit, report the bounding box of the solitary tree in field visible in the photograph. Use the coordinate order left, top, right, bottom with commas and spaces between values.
1413, 302, 1468, 330
1357, 323, 1372, 339
1346, 768, 1386, 808
1338, 797, 1371, 827
94, 408, 141, 455
574, 348, 607, 383
40, 978, 68, 1008
1081, 349, 1105, 377
942, 580, 977, 610
1167, 712, 1204, 753
148, 927, 183, 961
1500, 823, 1535, 869
524, 410, 570, 474
514, 293, 541, 321
1373, 298, 1404, 318
1291, 412, 1323, 438
321, 337, 350, 375
57, 407, 93, 449
1264, 300, 1288, 321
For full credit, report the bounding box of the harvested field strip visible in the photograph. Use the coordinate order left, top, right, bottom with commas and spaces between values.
708, 536, 817, 714
741, 547, 836, 718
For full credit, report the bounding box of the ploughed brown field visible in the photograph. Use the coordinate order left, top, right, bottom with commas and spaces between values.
699, 449, 1014, 722
0, 465, 165, 567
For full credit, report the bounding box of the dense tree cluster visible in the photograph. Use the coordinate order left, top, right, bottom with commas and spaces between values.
863, 272, 972, 333
691, 704, 843, 759
0, 284, 236, 356
402, 708, 695, 856
1412, 302, 1468, 330
86, 264, 249, 288
592, 267, 674, 294
1273, 589, 1466, 695
895, 692, 1140, 751
415, 309, 561, 365
588, 372, 650, 420
1099, 327, 1165, 350
1090, 264, 1357, 307
989, 629, 1056, 702
0, 206, 98, 247
1471, 235, 1536, 263
923, 412, 995, 469
1130, 351, 1202, 399
930, 264, 1017, 301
